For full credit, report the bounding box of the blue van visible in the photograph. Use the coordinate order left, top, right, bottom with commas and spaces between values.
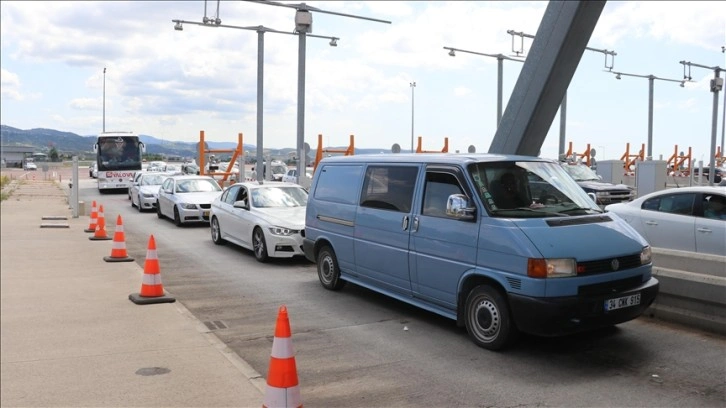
303, 154, 658, 350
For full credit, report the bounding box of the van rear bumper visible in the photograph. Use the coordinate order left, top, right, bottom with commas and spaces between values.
508, 277, 659, 337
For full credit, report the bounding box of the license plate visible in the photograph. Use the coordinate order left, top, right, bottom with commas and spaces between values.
604, 293, 641, 311
203, 211, 210, 217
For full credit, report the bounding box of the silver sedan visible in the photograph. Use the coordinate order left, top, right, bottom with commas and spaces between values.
605, 186, 725, 255
130, 173, 166, 212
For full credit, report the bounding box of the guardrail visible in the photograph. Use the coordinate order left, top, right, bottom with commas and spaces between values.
647, 248, 726, 336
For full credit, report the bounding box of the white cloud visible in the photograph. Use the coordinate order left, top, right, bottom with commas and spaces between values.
69, 98, 103, 111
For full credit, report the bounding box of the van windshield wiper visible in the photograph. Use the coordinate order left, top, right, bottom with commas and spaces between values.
559, 206, 603, 214
491, 207, 568, 217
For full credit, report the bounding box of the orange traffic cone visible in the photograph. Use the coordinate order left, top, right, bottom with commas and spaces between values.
84, 200, 98, 232
104, 215, 134, 262
263, 305, 302, 408
89, 205, 112, 241
129, 235, 176, 305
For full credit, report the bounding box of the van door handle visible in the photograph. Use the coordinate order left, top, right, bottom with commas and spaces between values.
644, 220, 658, 226
696, 227, 712, 233
411, 216, 419, 233
402, 215, 409, 231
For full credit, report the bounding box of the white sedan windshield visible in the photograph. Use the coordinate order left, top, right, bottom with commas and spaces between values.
251, 187, 308, 208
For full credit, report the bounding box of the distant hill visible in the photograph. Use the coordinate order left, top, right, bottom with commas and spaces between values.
0, 124, 394, 159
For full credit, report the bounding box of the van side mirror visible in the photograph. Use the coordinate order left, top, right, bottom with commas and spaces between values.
446, 194, 476, 220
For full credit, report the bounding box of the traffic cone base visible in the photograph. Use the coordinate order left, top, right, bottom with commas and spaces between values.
104, 215, 134, 262
129, 235, 175, 305
128, 292, 176, 305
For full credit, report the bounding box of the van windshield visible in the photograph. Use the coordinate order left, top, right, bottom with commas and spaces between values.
468, 161, 602, 218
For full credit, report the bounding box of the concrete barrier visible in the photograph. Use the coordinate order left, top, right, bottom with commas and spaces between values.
647, 248, 726, 335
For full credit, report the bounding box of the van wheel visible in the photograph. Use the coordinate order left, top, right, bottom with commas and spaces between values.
211, 217, 225, 245
253, 227, 268, 263
464, 285, 517, 350
317, 245, 346, 290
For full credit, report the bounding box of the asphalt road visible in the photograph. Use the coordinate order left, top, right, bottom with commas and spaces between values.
62, 170, 726, 407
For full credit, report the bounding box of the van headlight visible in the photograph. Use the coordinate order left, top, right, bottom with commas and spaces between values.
640, 246, 652, 265
527, 258, 576, 278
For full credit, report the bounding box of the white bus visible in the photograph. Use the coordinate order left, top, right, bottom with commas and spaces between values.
93, 132, 145, 192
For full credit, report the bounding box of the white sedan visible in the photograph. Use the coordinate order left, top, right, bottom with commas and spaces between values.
605, 186, 725, 255
130, 173, 167, 212
157, 175, 222, 226
281, 169, 313, 184
209, 182, 308, 262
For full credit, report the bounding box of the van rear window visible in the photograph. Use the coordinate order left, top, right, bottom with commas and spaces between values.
313, 165, 363, 205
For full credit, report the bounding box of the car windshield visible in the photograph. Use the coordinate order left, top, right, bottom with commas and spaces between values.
141, 175, 165, 186
468, 160, 602, 218
250, 186, 308, 208
175, 179, 221, 193
561, 163, 600, 181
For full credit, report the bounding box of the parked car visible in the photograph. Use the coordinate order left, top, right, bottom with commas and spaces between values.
605, 186, 725, 255
560, 161, 634, 207
129, 173, 167, 212
23, 161, 37, 171
181, 163, 200, 175
692, 166, 724, 183
89, 162, 98, 178
156, 175, 222, 226
146, 161, 167, 172
209, 182, 308, 262
281, 169, 313, 184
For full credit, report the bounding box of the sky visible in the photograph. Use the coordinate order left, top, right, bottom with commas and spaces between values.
1, 1, 725, 162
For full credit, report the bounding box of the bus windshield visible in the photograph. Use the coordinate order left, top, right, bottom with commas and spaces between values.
97, 136, 142, 171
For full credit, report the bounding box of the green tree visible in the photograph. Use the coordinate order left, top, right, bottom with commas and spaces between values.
49, 147, 59, 162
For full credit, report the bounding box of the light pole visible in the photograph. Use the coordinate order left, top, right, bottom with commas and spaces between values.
172, 18, 338, 182
102, 67, 106, 133
680, 61, 723, 186
444, 46, 524, 127
507, 30, 617, 157
410, 81, 416, 153
611, 70, 686, 161
245, 1, 390, 183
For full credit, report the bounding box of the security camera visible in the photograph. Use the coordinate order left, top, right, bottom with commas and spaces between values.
448, 49, 455, 57
616, 73, 621, 80
174, 22, 183, 31
329, 38, 337, 47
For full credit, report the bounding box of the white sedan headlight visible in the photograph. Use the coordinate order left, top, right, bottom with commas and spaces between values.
142, 193, 156, 198
269, 227, 299, 236
181, 203, 198, 210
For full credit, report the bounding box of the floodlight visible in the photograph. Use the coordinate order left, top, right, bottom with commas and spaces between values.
174, 21, 183, 31
329, 38, 338, 47
448, 49, 456, 57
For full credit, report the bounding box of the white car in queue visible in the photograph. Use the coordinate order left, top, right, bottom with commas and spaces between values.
209, 181, 308, 262
130, 172, 167, 212
157, 175, 222, 226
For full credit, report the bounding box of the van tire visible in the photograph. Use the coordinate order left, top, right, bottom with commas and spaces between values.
464, 285, 517, 350
317, 245, 346, 290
